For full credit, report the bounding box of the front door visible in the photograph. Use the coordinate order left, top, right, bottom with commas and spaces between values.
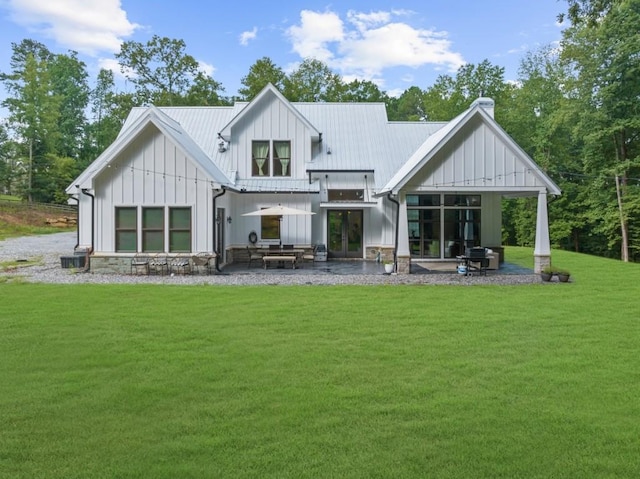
328, 210, 363, 258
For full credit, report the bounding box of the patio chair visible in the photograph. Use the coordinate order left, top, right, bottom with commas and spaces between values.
130, 254, 149, 275
149, 254, 169, 275
247, 246, 262, 268
169, 255, 191, 275
301, 245, 316, 267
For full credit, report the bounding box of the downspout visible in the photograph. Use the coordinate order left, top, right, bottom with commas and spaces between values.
386, 192, 400, 273
212, 186, 227, 273
69, 194, 79, 250
81, 188, 95, 272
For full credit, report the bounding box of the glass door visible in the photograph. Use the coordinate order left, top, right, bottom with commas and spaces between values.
328, 210, 363, 258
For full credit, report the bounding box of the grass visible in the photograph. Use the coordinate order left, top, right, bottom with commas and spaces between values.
1, 249, 639, 478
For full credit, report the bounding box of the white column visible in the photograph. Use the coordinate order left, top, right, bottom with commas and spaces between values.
533, 189, 551, 273
397, 192, 410, 257
396, 192, 411, 274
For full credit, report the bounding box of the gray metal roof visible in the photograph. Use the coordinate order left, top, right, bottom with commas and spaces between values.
120, 101, 446, 192
293, 103, 445, 188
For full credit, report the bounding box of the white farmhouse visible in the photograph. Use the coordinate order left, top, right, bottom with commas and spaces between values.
67, 84, 560, 274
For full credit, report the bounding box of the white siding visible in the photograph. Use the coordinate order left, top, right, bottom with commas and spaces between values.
92, 126, 216, 253
229, 193, 315, 246
231, 97, 312, 180
405, 119, 547, 192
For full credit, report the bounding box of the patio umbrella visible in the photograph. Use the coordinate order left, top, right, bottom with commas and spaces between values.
241, 204, 316, 217
242, 204, 315, 246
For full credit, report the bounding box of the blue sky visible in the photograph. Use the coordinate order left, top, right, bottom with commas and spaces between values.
0, 0, 566, 101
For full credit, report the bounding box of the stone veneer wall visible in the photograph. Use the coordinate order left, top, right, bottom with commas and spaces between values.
89, 256, 132, 274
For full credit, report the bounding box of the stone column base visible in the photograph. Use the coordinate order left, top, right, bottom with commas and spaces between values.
534, 254, 551, 274
397, 255, 411, 274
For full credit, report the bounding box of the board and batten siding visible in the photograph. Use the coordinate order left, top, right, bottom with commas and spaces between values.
91, 126, 216, 253
405, 119, 547, 192
230, 98, 312, 180
231, 193, 314, 246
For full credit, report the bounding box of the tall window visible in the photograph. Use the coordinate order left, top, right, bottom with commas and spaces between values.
142, 207, 164, 252
273, 141, 291, 177
115, 207, 137, 252
406, 194, 481, 259
252, 140, 291, 177
169, 207, 191, 252
252, 141, 269, 176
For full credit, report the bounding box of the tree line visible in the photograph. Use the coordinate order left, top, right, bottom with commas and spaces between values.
1, 0, 638, 262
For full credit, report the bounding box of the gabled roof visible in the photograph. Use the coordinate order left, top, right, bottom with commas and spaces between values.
218, 83, 321, 141
67, 106, 232, 193
378, 104, 561, 196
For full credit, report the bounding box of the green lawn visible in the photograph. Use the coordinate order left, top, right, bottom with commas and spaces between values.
1, 248, 639, 478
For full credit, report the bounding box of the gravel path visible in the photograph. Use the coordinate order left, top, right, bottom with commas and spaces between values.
0, 232, 540, 286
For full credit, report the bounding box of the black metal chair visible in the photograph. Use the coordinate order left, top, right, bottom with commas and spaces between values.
466, 247, 489, 276
149, 254, 168, 275
130, 254, 149, 275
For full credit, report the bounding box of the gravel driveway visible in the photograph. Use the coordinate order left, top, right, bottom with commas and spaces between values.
0, 232, 539, 286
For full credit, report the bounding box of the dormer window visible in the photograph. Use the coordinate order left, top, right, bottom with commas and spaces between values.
252, 140, 291, 177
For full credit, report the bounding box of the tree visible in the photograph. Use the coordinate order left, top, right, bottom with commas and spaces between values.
0, 45, 61, 202
331, 79, 389, 103
422, 60, 510, 122
116, 35, 223, 106
0, 122, 19, 195
388, 86, 427, 121
184, 72, 228, 106
560, 0, 617, 24
560, 0, 640, 261
238, 57, 286, 101
283, 58, 343, 102
49, 51, 89, 159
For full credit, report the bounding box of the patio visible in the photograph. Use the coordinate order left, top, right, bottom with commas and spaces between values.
220, 259, 533, 277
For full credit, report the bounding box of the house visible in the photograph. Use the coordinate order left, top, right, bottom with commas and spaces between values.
67, 84, 560, 274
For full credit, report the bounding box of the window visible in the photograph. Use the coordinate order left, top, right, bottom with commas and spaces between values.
142, 207, 164, 252
407, 194, 481, 259
261, 214, 280, 240
252, 141, 269, 176
252, 140, 291, 177
169, 207, 191, 252
328, 189, 364, 202
444, 195, 481, 207
273, 141, 291, 177
116, 207, 137, 252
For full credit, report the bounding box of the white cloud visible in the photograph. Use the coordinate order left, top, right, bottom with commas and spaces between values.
239, 27, 258, 46
286, 10, 344, 63
97, 57, 133, 79
286, 9, 465, 83
197, 60, 215, 77
4, 0, 139, 56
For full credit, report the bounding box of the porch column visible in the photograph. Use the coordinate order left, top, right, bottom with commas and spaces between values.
396, 192, 411, 274
533, 189, 552, 273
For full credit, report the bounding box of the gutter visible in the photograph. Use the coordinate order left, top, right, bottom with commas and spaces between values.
212, 186, 227, 273
68, 195, 79, 250
386, 192, 400, 273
